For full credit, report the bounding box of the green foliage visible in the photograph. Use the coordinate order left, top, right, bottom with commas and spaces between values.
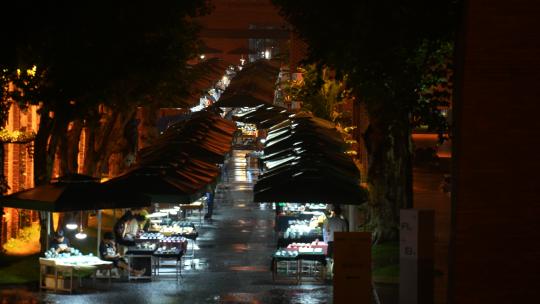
0, 254, 40, 284
2, 222, 40, 254
413, 40, 454, 140
273, 0, 457, 123
372, 242, 399, 283
284, 64, 352, 123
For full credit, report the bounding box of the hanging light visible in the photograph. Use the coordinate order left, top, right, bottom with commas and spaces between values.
75, 211, 87, 239
65, 212, 78, 230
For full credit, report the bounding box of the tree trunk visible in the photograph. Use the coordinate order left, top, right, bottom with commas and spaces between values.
34, 111, 68, 253
58, 131, 69, 176
82, 110, 119, 177
138, 104, 159, 150
82, 106, 136, 178
99, 108, 137, 177
67, 120, 83, 174
82, 123, 97, 176
364, 112, 413, 243
0, 143, 5, 251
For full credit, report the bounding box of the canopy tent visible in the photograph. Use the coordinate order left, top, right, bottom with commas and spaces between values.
107, 110, 235, 205
233, 105, 289, 126
214, 60, 280, 108
0, 174, 152, 253
254, 167, 367, 204
214, 93, 273, 108
103, 166, 215, 204
0, 174, 151, 212
254, 114, 368, 205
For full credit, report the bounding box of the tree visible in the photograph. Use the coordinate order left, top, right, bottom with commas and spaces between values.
273, 0, 458, 242
8, 1, 210, 252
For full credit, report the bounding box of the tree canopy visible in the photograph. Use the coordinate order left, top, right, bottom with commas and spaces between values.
273, 0, 459, 241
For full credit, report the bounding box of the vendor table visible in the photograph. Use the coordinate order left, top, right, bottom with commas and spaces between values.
271, 252, 326, 284
152, 248, 184, 280
275, 214, 315, 232
39, 256, 113, 293
180, 202, 204, 226
277, 233, 323, 248
126, 247, 155, 280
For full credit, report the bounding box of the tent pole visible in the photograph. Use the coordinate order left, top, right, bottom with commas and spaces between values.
97, 210, 102, 256
46, 212, 51, 250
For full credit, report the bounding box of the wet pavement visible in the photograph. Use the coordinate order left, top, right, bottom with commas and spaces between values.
1, 150, 333, 304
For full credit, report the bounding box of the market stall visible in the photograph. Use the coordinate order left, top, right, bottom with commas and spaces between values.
146, 207, 199, 260
252, 114, 369, 284
39, 254, 113, 293
124, 230, 189, 280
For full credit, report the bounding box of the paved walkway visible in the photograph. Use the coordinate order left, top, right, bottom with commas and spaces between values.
4, 149, 332, 304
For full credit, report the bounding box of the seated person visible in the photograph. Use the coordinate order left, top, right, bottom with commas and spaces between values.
50, 230, 73, 254
99, 232, 145, 276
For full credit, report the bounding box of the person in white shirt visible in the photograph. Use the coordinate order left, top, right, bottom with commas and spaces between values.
324, 205, 349, 258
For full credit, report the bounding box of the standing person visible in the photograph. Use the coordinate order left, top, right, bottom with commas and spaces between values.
204, 189, 214, 220
99, 232, 145, 276
324, 205, 349, 259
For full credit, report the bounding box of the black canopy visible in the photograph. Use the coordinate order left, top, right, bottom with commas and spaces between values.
0, 174, 151, 212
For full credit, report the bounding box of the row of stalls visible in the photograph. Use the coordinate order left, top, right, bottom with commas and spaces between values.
0, 110, 236, 292
256, 113, 367, 283
229, 103, 367, 284
207, 59, 367, 284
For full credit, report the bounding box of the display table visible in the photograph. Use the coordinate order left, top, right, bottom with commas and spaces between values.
271, 251, 326, 284
180, 202, 204, 226
152, 248, 184, 280
39, 256, 113, 293
276, 214, 316, 232
277, 233, 323, 248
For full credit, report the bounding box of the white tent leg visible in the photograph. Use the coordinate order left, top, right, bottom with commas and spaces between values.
97, 210, 102, 256
46, 212, 51, 250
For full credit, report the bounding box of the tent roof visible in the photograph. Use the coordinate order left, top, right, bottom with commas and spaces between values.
0, 178, 151, 212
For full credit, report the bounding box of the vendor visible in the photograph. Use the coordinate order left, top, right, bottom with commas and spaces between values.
99, 232, 145, 277
114, 209, 148, 249
50, 230, 73, 254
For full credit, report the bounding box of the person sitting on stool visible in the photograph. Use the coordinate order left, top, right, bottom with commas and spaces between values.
100, 232, 145, 277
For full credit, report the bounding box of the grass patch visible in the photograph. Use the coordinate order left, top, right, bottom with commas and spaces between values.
0, 254, 39, 284
373, 264, 399, 284
372, 242, 399, 284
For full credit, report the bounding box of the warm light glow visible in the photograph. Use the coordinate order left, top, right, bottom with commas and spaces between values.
75, 231, 87, 239
199, 54, 205, 59
264, 50, 270, 59
26, 65, 37, 77
65, 223, 78, 230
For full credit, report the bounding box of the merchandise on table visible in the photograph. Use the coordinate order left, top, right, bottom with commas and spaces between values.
286, 241, 328, 255
283, 219, 322, 239
154, 247, 182, 256
44, 248, 84, 259
274, 249, 298, 258
43, 255, 110, 266
143, 221, 198, 239
135, 242, 157, 250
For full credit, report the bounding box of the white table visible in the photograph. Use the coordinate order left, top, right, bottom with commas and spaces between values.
39, 256, 113, 293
